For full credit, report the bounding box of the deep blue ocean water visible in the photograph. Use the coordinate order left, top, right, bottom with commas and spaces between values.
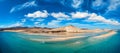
0, 31, 120, 53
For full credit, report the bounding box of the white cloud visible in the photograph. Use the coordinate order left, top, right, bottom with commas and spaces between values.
24, 10, 120, 26
38, 23, 46, 27
108, 0, 120, 11
47, 20, 62, 28
25, 10, 48, 18
33, 19, 45, 26
71, 12, 89, 18
51, 12, 69, 18
88, 13, 120, 25
36, 19, 44, 22
34, 22, 40, 25
91, 0, 107, 10
10, 1, 37, 13
70, 12, 120, 25
92, 0, 106, 10
36, 20, 62, 28
51, 12, 70, 20
92, 0, 103, 7
8, 22, 23, 27
72, 0, 83, 8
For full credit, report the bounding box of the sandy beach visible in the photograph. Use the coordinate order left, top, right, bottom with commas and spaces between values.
29, 36, 85, 42
3, 29, 117, 42
28, 31, 117, 42
3, 30, 86, 37
93, 31, 116, 38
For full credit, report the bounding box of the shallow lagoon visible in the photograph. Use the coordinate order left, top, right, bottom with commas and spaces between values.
0, 31, 120, 53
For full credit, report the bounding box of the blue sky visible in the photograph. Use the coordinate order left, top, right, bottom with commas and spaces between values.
0, 0, 120, 29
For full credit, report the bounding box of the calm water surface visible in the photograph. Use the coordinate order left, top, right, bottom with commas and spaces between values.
0, 31, 120, 53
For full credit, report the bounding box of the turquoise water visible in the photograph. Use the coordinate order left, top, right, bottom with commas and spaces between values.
0, 31, 120, 53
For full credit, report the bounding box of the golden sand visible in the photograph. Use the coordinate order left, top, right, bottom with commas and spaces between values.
93, 31, 116, 38
28, 31, 116, 42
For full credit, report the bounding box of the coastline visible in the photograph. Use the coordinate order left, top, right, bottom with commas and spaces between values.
27, 31, 116, 42
3, 30, 85, 37
29, 35, 85, 42
3, 30, 117, 42
93, 31, 117, 38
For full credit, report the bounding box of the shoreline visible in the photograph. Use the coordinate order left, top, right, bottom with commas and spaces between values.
29, 31, 117, 42
3, 30, 117, 42
3, 29, 106, 36
93, 31, 116, 38
29, 35, 85, 42
3, 30, 85, 37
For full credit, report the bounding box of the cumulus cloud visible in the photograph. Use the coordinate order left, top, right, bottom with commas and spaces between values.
51, 12, 69, 18
24, 10, 120, 26
51, 12, 70, 20
10, 1, 37, 13
25, 10, 48, 18
71, 12, 89, 18
70, 11, 120, 25
72, 0, 83, 8
88, 13, 120, 25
